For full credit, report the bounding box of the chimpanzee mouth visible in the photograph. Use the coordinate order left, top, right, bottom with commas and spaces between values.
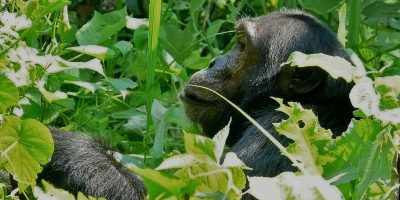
179, 92, 217, 104
180, 92, 208, 104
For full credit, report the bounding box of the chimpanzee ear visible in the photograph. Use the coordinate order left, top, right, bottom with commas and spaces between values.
289, 67, 327, 94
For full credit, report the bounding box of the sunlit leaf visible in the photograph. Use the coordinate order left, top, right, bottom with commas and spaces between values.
248, 172, 343, 200
282, 51, 358, 82
273, 98, 334, 175
0, 74, 18, 112
126, 16, 148, 30
0, 116, 53, 190
212, 119, 231, 162
68, 45, 115, 60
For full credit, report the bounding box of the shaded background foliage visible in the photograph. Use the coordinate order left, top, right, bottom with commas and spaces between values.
60, 0, 400, 157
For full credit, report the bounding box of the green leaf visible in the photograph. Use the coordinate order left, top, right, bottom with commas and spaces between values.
34, 180, 106, 200
184, 132, 216, 161
128, 164, 197, 199
323, 119, 395, 199
113, 41, 134, 56
0, 74, 19, 112
106, 78, 138, 91
375, 29, 400, 50
273, 98, 334, 175
161, 20, 196, 64
248, 172, 343, 200
183, 50, 212, 70
76, 8, 127, 45
0, 116, 54, 190
155, 154, 197, 170
175, 162, 245, 199
34, 180, 75, 200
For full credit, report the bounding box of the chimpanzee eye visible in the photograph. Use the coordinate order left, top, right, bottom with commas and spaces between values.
238, 40, 246, 51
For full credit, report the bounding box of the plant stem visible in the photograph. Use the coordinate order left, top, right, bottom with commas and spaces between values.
145, 0, 162, 156
347, 0, 361, 52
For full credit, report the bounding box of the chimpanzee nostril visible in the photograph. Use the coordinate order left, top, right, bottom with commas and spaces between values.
208, 58, 216, 68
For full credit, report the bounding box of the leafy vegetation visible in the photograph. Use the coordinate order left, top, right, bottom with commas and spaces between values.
0, 0, 399, 199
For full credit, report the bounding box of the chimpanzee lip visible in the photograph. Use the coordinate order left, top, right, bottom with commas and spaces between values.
179, 92, 216, 104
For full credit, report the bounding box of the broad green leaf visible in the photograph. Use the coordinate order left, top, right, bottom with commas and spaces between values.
182, 50, 212, 70
123, 114, 146, 134
76, 8, 127, 45
155, 154, 197, 170
323, 119, 395, 199
106, 78, 138, 91
128, 164, 197, 199
184, 132, 216, 161
34, 181, 75, 200
282, 51, 357, 82
375, 29, 400, 50
175, 162, 245, 199
248, 172, 343, 200
161, 20, 196, 64
0, 116, 53, 190
113, 41, 133, 56
273, 98, 334, 175
0, 74, 18, 112
34, 180, 105, 200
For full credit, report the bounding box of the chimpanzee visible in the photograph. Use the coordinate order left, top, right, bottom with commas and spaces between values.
40, 9, 353, 200
181, 9, 353, 177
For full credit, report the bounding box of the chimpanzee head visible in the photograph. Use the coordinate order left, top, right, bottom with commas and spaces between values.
180, 10, 351, 136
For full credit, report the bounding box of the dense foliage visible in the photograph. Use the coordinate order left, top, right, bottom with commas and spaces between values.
0, 0, 399, 199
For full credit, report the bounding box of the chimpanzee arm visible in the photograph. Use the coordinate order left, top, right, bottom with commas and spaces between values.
39, 128, 146, 200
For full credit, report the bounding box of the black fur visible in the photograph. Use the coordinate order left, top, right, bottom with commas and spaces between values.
39, 129, 146, 200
